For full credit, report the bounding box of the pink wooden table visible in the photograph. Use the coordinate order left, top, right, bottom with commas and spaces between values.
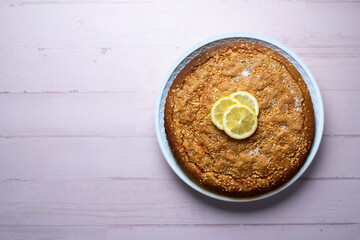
0, 0, 359, 239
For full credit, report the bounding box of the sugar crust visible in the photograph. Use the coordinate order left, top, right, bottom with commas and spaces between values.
164, 42, 315, 197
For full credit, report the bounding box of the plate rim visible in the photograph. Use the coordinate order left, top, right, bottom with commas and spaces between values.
154, 32, 324, 202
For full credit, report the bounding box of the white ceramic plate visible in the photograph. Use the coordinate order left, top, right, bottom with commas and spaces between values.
155, 33, 324, 202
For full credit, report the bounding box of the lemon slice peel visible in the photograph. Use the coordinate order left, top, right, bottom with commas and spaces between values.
222, 104, 258, 140
210, 96, 240, 130
229, 91, 259, 116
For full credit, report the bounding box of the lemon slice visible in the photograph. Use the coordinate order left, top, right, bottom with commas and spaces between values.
211, 96, 240, 130
223, 104, 258, 139
229, 91, 259, 116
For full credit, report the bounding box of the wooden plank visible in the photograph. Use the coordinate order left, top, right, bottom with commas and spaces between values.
296, 47, 360, 91
106, 224, 360, 240
0, 2, 359, 94
0, 1, 359, 50
0, 179, 359, 225
4, 0, 360, 4
302, 135, 360, 179
0, 93, 156, 138
0, 224, 358, 240
0, 2, 359, 92
0, 91, 358, 137
0, 136, 170, 181
0, 135, 358, 181
0, 226, 106, 240
0, 48, 172, 93
322, 90, 360, 136
0, 47, 359, 93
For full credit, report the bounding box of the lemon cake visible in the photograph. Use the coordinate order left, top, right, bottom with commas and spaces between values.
164, 42, 315, 198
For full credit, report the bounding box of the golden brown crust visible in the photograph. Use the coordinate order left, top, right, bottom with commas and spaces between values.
164, 42, 315, 197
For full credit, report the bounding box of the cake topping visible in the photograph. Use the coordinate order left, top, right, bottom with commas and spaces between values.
211, 91, 259, 139
210, 96, 240, 130
223, 104, 258, 140
229, 91, 259, 116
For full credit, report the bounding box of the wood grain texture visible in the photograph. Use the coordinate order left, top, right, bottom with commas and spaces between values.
0, 47, 359, 92
0, 1, 359, 93
107, 224, 360, 240
0, 224, 359, 240
0, 226, 106, 240
0, 136, 359, 181
0, 90, 359, 137
0, 179, 359, 225
0, 0, 359, 239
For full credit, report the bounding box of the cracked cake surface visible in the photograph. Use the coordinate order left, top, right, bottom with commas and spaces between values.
164, 42, 315, 197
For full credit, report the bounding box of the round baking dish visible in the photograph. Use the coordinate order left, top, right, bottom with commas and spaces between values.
155, 33, 324, 202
